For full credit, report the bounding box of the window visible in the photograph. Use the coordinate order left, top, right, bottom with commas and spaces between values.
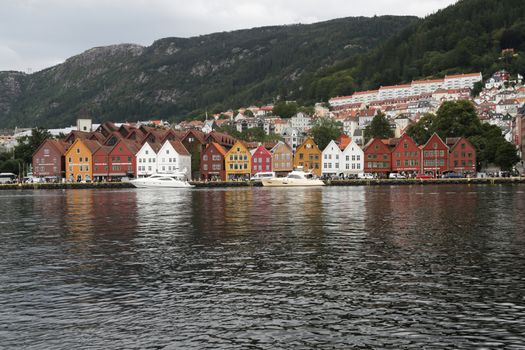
76, 148, 80, 154
203, 155, 208, 161
203, 164, 208, 171
212, 155, 221, 161
403, 143, 408, 149
166, 149, 169, 154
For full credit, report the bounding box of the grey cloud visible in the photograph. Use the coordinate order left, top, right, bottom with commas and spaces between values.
0, 0, 456, 72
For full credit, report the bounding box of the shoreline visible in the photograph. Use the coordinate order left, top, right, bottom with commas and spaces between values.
0, 177, 524, 190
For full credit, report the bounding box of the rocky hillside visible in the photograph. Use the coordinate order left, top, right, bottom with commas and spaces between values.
0, 16, 416, 127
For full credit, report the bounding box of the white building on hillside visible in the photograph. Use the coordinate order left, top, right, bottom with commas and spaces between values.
290, 112, 313, 131
443, 73, 482, 90
378, 84, 412, 100
410, 79, 444, 95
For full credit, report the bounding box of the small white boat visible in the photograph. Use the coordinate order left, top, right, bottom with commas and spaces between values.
130, 173, 194, 188
261, 168, 324, 187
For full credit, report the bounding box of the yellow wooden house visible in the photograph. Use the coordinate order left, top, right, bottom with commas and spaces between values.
65, 138, 101, 182
224, 140, 252, 180
293, 137, 322, 176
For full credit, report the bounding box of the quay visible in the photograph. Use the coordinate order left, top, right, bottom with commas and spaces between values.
0, 177, 524, 190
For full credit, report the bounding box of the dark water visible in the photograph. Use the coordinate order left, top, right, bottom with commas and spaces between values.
1, 185, 525, 349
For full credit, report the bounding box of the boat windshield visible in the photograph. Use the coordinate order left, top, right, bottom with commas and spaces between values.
287, 174, 303, 179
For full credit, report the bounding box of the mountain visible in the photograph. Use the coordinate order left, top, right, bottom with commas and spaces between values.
309, 0, 525, 96
0, 16, 416, 128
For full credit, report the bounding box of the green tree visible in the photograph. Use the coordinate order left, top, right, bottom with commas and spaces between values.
433, 101, 482, 138
298, 105, 315, 115
471, 81, 484, 97
406, 113, 435, 144
244, 127, 266, 142
272, 101, 298, 119
0, 159, 21, 174
495, 142, 520, 171
310, 117, 342, 150
14, 127, 52, 165
364, 112, 394, 140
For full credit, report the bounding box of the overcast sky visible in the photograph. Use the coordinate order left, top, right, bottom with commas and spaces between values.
0, 0, 457, 72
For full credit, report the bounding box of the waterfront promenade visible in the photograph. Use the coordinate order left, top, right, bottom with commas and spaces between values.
0, 177, 524, 190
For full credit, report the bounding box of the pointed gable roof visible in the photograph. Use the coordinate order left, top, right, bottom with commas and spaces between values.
296, 136, 321, 153
422, 132, 449, 150
93, 144, 114, 156
270, 140, 293, 154
446, 137, 475, 151
336, 134, 351, 150
206, 142, 228, 157
362, 138, 391, 153
114, 138, 141, 155
32, 139, 69, 158
168, 140, 190, 156
82, 139, 103, 154
183, 129, 206, 144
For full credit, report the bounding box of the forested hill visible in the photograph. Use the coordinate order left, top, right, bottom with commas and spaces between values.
0, 16, 416, 128
306, 0, 525, 100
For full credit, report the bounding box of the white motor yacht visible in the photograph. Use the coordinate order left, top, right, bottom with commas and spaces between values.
130, 173, 194, 188
261, 168, 324, 187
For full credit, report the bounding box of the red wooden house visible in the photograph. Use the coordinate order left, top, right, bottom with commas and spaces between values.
391, 133, 420, 175
363, 138, 392, 175
108, 139, 141, 179
93, 145, 113, 181
32, 139, 69, 180
421, 133, 449, 176
446, 137, 476, 175
250, 145, 273, 174
201, 142, 228, 181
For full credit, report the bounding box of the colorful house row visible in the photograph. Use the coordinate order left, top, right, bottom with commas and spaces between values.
363, 133, 476, 176
200, 140, 296, 181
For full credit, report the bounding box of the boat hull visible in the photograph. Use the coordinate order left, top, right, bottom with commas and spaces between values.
261, 178, 324, 187
130, 180, 194, 188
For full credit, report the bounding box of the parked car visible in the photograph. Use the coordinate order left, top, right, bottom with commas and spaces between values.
388, 173, 406, 179
416, 173, 433, 179
358, 173, 375, 179
443, 172, 463, 178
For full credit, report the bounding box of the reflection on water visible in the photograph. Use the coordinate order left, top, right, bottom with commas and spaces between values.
1, 185, 525, 349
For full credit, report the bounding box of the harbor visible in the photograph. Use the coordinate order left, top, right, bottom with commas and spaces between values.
1, 176, 524, 190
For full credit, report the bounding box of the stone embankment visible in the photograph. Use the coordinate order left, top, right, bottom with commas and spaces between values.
0, 177, 524, 190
